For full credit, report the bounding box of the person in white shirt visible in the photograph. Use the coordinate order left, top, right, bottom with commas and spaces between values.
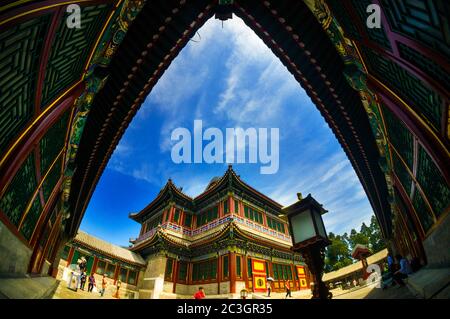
393, 254, 412, 286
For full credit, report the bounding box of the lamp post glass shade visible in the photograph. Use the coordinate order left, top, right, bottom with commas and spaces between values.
290, 209, 316, 245
312, 208, 327, 238
289, 207, 328, 246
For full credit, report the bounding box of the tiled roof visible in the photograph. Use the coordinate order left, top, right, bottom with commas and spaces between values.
74, 231, 145, 266
323, 248, 388, 282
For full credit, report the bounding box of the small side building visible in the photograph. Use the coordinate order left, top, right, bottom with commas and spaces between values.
58, 231, 146, 298
322, 248, 388, 288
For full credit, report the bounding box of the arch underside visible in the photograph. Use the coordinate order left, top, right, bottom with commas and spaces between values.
0, 0, 448, 275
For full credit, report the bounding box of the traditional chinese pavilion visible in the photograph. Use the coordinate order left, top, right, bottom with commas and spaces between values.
128, 166, 309, 298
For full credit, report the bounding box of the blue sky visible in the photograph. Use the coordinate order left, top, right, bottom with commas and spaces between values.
80, 17, 374, 247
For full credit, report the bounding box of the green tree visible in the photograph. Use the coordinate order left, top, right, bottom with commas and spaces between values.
349, 228, 369, 249
368, 215, 386, 252
325, 233, 352, 272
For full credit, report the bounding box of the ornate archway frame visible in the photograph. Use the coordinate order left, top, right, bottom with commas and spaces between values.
62, 0, 395, 238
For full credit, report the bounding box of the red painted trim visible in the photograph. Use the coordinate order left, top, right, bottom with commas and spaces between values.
372, 0, 450, 72
29, 179, 62, 249
369, 76, 450, 185
355, 39, 449, 101
392, 174, 426, 240
29, 213, 62, 273
0, 81, 84, 198
33, 147, 46, 207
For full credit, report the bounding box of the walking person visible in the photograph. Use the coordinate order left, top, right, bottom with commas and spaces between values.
285, 280, 292, 298
267, 280, 272, 297
80, 272, 87, 290
88, 273, 96, 292
114, 280, 122, 299
100, 274, 108, 297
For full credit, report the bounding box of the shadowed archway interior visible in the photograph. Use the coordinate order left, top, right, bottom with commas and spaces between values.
0, 0, 448, 281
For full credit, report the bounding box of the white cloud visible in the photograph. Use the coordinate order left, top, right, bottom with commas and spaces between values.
103, 15, 375, 237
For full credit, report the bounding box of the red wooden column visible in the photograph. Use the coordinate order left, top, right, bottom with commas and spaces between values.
113, 264, 119, 284
162, 209, 170, 224
268, 260, 273, 284
192, 214, 197, 229
218, 201, 223, 218
242, 255, 248, 289
217, 255, 222, 294
239, 202, 245, 218
172, 260, 179, 293
168, 205, 175, 223
187, 262, 192, 285
227, 196, 233, 216
262, 211, 268, 227
91, 256, 99, 274
66, 247, 75, 266
229, 252, 236, 293
180, 210, 185, 226
290, 263, 296, 291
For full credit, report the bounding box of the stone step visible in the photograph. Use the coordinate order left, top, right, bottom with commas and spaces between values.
0, 275, 59, 299
406, 267, 450, 299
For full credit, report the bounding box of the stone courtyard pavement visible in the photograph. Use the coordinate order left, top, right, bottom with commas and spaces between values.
332, 284, 416, 299
51, 280, 116, 299
51, 279, 416, 299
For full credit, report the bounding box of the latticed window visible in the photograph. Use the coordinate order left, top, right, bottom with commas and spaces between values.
196, 206, 218, 227
173, 209, 181, 224
244, 205, 263, 224
192, 259, 217, 282
177, 262, 188, 282
146, 214, 163, 231
165, 258, 174, 280
61, 245, 71, 261
223, 255, 229, 278
105, 263, 115, 277
247, 258, 252, 277
236, 255, 241, 277
223, 199, 228, 214
119, 268, 128, 282
183, 213, 192, 227
267, 216, 286, 233
273, 263, 292, 280
234, 199, 239, 214
127, 270, 137, 285
96, 261, 106, 275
